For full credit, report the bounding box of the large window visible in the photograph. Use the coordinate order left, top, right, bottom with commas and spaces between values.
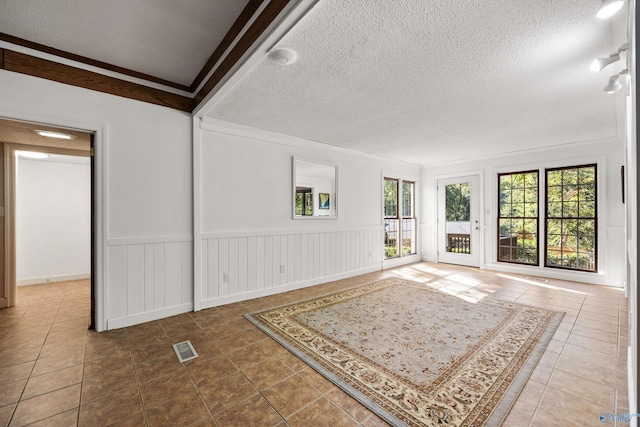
497, 164, 598, 273
498, 171, 539, 265
545, 165, 597, 272
384, 177, 416, 259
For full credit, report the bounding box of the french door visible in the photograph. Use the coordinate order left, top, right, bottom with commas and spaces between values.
437, 175, 481, 267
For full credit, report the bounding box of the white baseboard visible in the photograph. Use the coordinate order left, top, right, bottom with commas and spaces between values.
107, 303, 193, 330
629, 346, 637, 427
200, 266, 381, 310
383, 254, 421, 269
481, 262, 619, 287
17, 273, 91, 286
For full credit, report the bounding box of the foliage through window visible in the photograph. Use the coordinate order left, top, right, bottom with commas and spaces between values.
545, 165, 597, 272
445, 183, 470, 221
498, 171, 539, 265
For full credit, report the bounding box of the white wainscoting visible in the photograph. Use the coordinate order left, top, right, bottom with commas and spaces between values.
106, 236, 193, 329
200, 226, 383, 308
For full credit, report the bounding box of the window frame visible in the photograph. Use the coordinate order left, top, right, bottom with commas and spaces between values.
402, 180, 417, 256
497, 170, 540, 266
383, 177, 400, 259
544, 164, 598, 273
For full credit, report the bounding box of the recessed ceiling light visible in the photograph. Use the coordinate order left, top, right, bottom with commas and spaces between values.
17, 151, 49, 159
36, 130, 72, 140
268, 48, 298, 65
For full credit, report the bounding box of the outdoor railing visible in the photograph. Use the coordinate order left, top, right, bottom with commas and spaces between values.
447, 234, 470, 254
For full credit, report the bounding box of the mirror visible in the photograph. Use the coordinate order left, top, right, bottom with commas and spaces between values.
293, 158, 337, 219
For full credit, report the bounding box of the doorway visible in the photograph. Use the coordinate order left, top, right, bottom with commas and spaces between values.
437, 175, 481, 267
0, 118, 95, 328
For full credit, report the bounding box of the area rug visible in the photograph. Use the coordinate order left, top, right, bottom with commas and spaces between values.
244, 278, 564, 426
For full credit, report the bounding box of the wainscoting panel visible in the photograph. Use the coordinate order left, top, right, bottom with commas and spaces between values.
200, 226, 383, 308
106, 237, 193, 329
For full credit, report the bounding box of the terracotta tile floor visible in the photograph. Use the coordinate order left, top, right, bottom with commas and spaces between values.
0, 262, 629, 426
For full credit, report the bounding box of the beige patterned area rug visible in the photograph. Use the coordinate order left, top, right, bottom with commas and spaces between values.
245, 278, 564, 426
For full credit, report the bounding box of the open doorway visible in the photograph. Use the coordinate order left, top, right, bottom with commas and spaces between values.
0, 118, 95, 329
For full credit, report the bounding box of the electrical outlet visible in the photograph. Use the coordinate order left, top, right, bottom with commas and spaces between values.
223, 272, 229, 282
280, 265, 286, 274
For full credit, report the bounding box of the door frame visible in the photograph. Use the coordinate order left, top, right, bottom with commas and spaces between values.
436, 171, 484, 268
0, 114, 106, 331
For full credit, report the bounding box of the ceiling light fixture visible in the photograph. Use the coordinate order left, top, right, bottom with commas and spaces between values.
268, 47, 298, 65
591, 43, 628, 72
17, 151, 49, 159
36, 130, 72, 140
604, 69, 628, 93
596, 0, 624, 18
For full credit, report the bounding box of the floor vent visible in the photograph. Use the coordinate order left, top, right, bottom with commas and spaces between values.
526, 277, 549, 283
172, 340, 198, 363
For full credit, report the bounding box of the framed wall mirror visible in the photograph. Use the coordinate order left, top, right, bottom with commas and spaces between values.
293, 158, 337, 219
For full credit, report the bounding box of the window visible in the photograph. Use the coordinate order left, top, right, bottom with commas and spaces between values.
384, 177, 416, 259
545, 165, 597, 272
295, 187, 313, 216
402, 181, 417, 256
497, 164, 598, 273
384, 178, 399, 258
498, 171, 539, 265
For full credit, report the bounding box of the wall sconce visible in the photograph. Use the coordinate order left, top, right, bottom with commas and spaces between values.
604, 69, 628, 93
591, 43, 628, 72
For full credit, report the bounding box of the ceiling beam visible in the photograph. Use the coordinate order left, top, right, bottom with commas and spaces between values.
3, 50, 193, 112
193, 0, 292, 110
0, 32, 190, 92
190, 0, 265, 92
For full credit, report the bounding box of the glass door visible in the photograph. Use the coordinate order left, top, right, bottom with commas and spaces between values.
437, 175, 480, 267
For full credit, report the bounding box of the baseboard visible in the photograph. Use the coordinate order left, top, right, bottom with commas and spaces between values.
482, 262, 617, 287
107, 303, 193, 330
200, 265, 382, 310
382, 254, 421, 269
17, 273, 91, 286
629, 346, 637, 427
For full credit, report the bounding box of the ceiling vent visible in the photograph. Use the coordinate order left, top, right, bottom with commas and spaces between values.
172, 340, 198, 363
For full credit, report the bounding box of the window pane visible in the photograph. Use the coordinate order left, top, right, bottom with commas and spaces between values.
402, 181, 414, 218
384, 178, 398, 218
545, 165, 597, 272
445, 183, 470, 221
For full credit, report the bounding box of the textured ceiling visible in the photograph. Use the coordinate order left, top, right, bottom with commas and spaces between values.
0, 0, 250, 86
204, 0, 627, 166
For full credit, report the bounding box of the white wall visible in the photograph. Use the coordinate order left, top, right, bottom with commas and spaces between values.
421, 138, 626, 286
16, 157, 90, 285
0, 70, 193, 330
194, 119, 421, 309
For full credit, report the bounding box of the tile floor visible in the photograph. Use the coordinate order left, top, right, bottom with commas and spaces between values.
0, 262, 630, 426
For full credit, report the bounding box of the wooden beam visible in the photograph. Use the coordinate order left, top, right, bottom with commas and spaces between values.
0, 48, 4, 70
0, 32, 190, 92
3, 50, 193, 112
193, 0, 292, 109
190, 0, 264, 92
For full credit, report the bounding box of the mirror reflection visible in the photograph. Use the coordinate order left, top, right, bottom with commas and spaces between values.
293, 159, 337, 218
